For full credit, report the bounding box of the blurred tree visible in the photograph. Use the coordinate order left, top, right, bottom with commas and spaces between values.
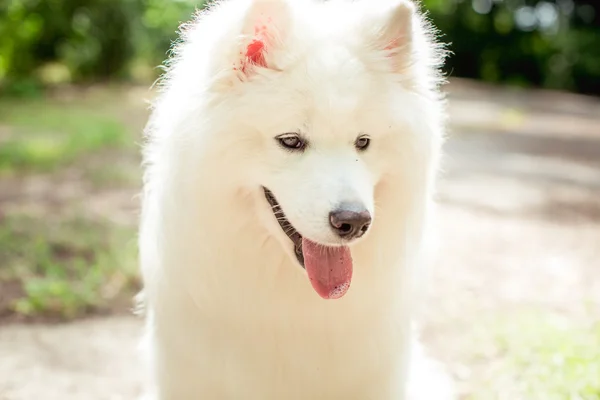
1, 0, 134, 81
0, 0, 598, 95
423, 0, 600, 94
0, 0, 201, 93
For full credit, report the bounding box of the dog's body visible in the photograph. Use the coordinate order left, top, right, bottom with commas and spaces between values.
139, 0, 447, 398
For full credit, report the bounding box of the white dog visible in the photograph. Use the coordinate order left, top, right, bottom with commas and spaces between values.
138, 0, 448, 398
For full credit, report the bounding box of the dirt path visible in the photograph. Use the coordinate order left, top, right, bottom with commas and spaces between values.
0, 316, 142, 400
1, 80, 599, 399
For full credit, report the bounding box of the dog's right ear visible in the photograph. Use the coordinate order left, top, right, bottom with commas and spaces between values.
368, 0, 416, 73
233, 0, 292, 77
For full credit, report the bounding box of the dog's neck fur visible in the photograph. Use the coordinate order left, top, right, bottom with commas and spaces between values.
140, 161, 423, 399
143, 155, 423, 323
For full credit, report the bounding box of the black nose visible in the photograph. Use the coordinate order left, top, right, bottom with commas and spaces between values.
329, 204, 372, 240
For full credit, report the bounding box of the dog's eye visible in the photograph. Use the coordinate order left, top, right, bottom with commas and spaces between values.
276, 134, 306, 151
355, 135, 370, 151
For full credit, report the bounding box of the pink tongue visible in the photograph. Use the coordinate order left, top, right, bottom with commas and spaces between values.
302, 238, 353, 300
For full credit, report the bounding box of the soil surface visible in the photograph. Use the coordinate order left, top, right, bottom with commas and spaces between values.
1, 79, 599, 399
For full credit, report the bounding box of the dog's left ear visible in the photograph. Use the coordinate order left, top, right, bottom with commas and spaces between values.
370, 0, 415, 72
235, 0, 292, 76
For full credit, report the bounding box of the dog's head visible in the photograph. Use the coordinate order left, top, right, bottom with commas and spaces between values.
167, 0, 445, 299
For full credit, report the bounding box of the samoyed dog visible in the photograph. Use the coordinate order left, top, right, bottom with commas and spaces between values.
139, 0, 448, 398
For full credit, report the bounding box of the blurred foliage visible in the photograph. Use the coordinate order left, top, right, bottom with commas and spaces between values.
425, 0, 600, 95
0, 0, 204, 95
0, 0, 599, 94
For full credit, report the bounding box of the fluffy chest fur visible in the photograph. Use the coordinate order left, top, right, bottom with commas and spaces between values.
138, 0, 446, 399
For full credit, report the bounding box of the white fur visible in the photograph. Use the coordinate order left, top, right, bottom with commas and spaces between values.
139, 0, 449, 398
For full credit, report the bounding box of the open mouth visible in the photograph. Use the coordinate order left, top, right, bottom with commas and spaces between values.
263, 187, 305, 267
262, 187, 353, 300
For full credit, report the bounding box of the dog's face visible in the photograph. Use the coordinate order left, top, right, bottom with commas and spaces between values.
254, 59, 387, 250
187, 0, 444, 298
246, 76, 394, 299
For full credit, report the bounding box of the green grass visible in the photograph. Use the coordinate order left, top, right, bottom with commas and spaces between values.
0, 213, 139, 319
83, 156, 140, 188
0, 88, 144, 320
467, 310, 600, 400
0, 98, 131, 173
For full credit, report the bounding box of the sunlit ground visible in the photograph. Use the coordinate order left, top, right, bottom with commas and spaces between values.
0, 81, 599, 399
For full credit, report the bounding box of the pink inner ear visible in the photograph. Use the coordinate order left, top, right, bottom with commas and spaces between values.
384, 38, 401, 51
